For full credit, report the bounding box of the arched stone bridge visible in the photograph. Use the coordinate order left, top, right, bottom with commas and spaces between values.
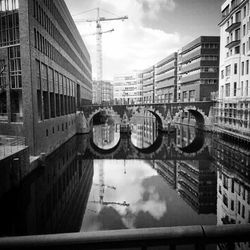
76, 129, 213, 161
76, 101, 215, 133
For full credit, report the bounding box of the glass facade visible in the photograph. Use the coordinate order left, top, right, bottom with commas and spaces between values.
0, 0, 19, 47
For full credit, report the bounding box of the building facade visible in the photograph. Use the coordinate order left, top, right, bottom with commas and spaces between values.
215, 0, 250, 141
154, 52, 178, 103
92, 81, 113, 105
113, 72, 142, 104
142, 66, 154, 104
179, 36, 220, 102
0, 0, 92, 155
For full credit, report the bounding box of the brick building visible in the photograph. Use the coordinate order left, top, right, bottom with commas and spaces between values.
0, 0, 92, 155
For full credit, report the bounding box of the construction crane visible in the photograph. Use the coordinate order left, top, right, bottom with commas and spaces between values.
90, 200, 129, 207
93, 183, 116, 190
75, 8, 128, 81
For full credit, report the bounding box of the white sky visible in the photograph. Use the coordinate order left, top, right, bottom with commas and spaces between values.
65, 0, 222, 81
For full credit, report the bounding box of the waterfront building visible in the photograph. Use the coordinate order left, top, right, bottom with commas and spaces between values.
142, 66, 155, 103
212, 136, 250, 249
177, 160, 217, 214
179, 36, 220, 102
215, 0, 250, 141
154, 160, 178, 189
113, 72, 142, 104
0, 0, 92, 155
92, 81, 113, 105
154, 52, 178, 103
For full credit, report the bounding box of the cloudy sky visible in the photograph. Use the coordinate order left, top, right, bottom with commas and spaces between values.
65, 0, 223, 80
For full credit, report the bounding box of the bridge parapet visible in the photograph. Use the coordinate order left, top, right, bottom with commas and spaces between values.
79, 101, 215, 133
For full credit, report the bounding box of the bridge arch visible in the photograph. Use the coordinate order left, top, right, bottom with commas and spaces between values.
88, 107, 122, 128
173, 106, 209, 128
129, 107, 164, 131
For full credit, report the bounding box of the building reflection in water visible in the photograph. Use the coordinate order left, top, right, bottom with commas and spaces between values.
0, 136, 93, 236
92, 114, 120, 150
131, 110, 158, 149
212, 136, 250, 250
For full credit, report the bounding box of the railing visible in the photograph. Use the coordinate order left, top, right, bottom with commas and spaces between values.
0, 224, 249, 249
0, 135, 26, 160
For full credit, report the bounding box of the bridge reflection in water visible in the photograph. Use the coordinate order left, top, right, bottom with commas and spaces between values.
0, 113, 249, 249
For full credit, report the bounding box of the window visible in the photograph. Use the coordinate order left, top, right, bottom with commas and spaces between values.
243, 24, 246, 36
246, 60, 249, 74
0, 2, 20, 47
241, 81, 244, 96
231, 200, 234, 211
8, 46, 21, 88
225, 83, 230, 97
236, 11, 241, 22
234, 63, 237, 74
221, 70, 224, 79
235, 46, 240, 54
234, 82, 237, 96
225, 65, 231, 76
242, 62, 244, 75
243, 43, 245, 55
235, 28, 240, 40
246, 80, 249, 96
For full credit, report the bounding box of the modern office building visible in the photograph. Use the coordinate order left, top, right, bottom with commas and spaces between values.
92, 81, 113, 105
154, 52, 178, 103
179, 36, 220, 102
0, 0, 92, 155
113, 72, 142, 104
215, 0, 250, 141
142, 66, 154, 103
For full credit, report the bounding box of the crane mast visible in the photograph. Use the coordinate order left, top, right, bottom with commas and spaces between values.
78, 8, 128, 81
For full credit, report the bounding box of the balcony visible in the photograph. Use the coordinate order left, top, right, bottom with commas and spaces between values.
156, 78, 175, 89
225, 39, 240, 49
225, 22, 241, 33
155, 70, 175, 82
143, 78, 153, 86
182, 48, 219, 64
181, 72, 218, 83
155, 61, 176, 75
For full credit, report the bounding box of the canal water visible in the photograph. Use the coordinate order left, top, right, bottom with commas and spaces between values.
0, 111, 249, 241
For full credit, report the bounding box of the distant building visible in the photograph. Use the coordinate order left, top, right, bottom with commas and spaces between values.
0, 0, 92, 155
142, 66, 155, 103
214, 0, 250, 141
92, 81, 113, 105
154, 52, 178, 103
178, 36, 220, 102
113, 72, 142, 104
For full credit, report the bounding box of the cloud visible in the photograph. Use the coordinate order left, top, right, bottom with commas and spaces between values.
137, 0, 176, 19
72, 0, 182, 80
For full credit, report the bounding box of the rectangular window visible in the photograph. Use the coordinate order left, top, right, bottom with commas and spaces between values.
225, 83, 230, 97
235, 46, 240, 54
242, 62, 244, 75
225, 65, 231, 76
234, 82, 237, 96
221, 70, 224, 79
8, 46, 22, 88
246, 80, 249, 96
234, 63, 237, 74
246, 60, 249, 74
241, 81, 244, 96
